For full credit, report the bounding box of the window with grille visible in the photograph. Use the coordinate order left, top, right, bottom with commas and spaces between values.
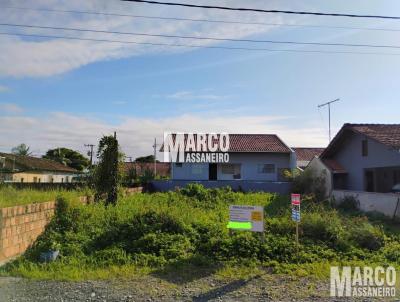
258, 164, 275, 174
221, 164, 236, 174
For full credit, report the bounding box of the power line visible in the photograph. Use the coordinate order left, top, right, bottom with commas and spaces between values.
122, 0, 400, 20
2, 23, 400, 50
2, 31, 400, 56
2, 5, 400, 32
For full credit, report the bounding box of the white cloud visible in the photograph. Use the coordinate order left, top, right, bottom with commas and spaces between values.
0, 0, 289, 77
166, 90, 230, 101
0, 103, 24, 113
0, 111, 327, 158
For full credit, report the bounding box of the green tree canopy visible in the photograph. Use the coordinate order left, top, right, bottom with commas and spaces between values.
11, 144, 31, 156
135, 155, 159, 163
43, 148, 89, 171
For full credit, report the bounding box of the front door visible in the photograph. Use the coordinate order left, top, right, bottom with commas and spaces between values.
209, 163, 217, 180
365, 170, 375, 192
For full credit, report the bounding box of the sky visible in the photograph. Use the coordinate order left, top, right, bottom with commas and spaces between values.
0, 0, 399, 159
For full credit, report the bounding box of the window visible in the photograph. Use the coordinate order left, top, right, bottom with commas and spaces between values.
175, 163, 182, 168
362, 139, 368, 157
221, 164, 241, 178
191, 164, 203, 175
258, 164, 275, 174
221, 164, 235, 174
38, 178, 41, 183
33, 176, 38, 183
20, 178, 24, 183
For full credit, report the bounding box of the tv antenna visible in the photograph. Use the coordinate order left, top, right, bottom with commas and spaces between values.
318, 98, 340, 142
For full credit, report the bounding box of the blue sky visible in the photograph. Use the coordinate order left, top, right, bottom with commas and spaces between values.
0, 0, 399, 158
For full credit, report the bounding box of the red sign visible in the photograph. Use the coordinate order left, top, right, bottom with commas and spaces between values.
291, 194, 301, 205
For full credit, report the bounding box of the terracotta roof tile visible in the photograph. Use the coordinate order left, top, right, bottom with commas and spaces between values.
160, 134, 291, 153
346, 124, 400, 149
0, 152, 78, 173
292, 148, 325, 162
322, 159, 347, 173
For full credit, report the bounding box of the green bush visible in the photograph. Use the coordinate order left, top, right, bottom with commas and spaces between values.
348, 218, 385, 251
336, 195, 360, 212
301, 211, 344, 246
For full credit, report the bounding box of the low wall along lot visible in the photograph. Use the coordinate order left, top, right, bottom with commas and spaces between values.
0, 188, 143, 264
0, 201, 56, 263
333, 190, 400, 218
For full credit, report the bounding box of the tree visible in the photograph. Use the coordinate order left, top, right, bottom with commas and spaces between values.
135, 155, 159, 163
94, 133, 121, 205
11, 144, 31, 156
43, 148, 89, 171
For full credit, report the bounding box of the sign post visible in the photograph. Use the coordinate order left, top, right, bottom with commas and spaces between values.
227, 205, 264, 241
291, 194, 301, 255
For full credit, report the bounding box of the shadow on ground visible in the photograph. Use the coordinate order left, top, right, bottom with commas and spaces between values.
192, 275, 262, 302
151, 257, 222, 285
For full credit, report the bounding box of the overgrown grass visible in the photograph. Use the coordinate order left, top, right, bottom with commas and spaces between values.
0, 186, 89, 208
1, 184, 399, 281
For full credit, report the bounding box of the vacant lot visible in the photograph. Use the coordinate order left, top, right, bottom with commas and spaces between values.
0, 184, 399, 300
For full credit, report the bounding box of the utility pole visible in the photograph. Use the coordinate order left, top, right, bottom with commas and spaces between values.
318, 98, 340, 142
153, 138, 157, 177
84, 144, 95, 168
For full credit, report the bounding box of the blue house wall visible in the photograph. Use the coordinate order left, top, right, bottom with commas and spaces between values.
171, 152, 295, 181
332, 131, 400, 191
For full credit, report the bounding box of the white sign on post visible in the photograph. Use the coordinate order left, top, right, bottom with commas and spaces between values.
228, 205, 264, 232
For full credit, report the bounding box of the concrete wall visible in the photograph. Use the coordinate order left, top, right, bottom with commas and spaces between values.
150, 180, 292, 194
332, 132, 400, 191
333, 190, 400, 218
172, 152, 292, 181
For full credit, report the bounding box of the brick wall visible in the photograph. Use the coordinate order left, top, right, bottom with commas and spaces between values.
0, 188, 142, 264
0, 201, 56, 263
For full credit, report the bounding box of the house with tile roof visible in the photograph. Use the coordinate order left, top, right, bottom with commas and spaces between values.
165, 134, 296, 183
307, 123, 400, 195
0, 152, 78, 183
292, 147, 325, 170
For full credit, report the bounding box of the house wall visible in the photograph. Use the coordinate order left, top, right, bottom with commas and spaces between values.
172, 152, 292, 181
10, 172, 76, 183
332, 132, 400, 191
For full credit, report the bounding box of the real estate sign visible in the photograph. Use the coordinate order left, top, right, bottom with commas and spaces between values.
291, 193, 301, 222
227, 205, 264, 232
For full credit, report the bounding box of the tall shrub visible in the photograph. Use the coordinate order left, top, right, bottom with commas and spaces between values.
94, 133, 121, 205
